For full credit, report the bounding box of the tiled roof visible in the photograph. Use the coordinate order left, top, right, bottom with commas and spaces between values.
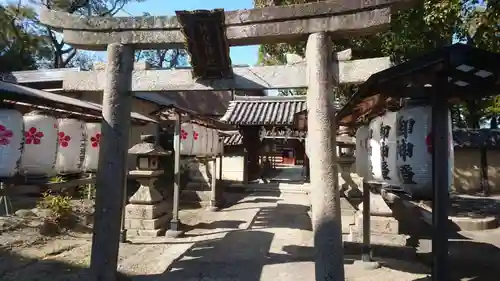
223, 129, 500, 148
224, 132, 243, 146
220, 95, 307, 126
453, 129, 500, 148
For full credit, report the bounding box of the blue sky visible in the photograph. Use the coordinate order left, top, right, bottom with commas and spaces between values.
2, 0, 260, 65
116, 0, 259, 66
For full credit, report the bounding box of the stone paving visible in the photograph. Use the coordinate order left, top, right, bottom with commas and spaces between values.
0, 192, 432, 281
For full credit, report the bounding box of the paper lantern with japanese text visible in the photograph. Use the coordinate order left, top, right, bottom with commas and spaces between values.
0, 109, 24, 177
82, 123, 101, 172
396, 105, 453, 199
368, 116, 383, 181
380, 111, 400, 186
20, 111, 58, 176
355, 125, 369, 178
55, 118, 85, 174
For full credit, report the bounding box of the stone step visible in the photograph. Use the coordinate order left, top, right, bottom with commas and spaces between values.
402, 199, 499, 231
342, 238, 417, 261
241, 183, 309, 194
347, 225, 409, 247
353, 212, 400, 234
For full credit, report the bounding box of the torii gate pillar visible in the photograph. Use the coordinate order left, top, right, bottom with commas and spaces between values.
306, 32, 344, 281
90, 43, 134, 281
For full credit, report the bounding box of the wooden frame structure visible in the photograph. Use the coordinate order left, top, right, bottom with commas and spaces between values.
154, 104, 235, 217
335, 43, 500, 281
0, 80, 156, 125
39, 1, 421, 280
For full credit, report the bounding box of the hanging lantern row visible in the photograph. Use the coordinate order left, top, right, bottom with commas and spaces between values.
0, 109, 102, 178
178, 122, 222, 156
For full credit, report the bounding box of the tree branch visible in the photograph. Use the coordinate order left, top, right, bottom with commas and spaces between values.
61, 48, 78, 67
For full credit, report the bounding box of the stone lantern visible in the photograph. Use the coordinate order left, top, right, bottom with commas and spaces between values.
124, 134, 172, 237
337, 134, 362, 198
129, 135, 167, 170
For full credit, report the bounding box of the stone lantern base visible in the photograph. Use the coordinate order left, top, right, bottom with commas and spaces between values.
337, 156, 363, 198
125, 170, 171, 237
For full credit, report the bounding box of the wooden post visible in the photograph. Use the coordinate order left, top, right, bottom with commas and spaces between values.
218, 150, 223, 181
306, 32, 344, 281
361, 181, 372, 262
480, 146, 490, 197
166, 112, 183, 238
90, 43, 134, 281
431, 79, 450, 281
208, 157, 218, 211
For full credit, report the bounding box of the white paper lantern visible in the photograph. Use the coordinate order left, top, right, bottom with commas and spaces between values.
380, 111, 399, 186
179, 123, 194, 156
82, 123, 101, 172
199, 126, 208, 156
305, 136, 310, 157
218, 137, 224, 155
212, 130, 219, 155
55, 119, 85, 174
396, 105, 453, 199
20, 111, 58, 176
205, 128, 214, 156
0, 109, 24, 177
213, 132, 219, 155
368, 116, 383, 181
355, 125, 369, 178
191, 124, 205, 156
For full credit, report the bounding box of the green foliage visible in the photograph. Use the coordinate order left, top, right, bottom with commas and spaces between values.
33, 0, 146, 68
37, 191, 73, 221
255, 0, 500, 126
48, 175, 66, 183
0, 3, 52, 71
78, 184, 96, 199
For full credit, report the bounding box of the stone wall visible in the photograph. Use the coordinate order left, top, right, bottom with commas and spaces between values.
453, 148, 500, 194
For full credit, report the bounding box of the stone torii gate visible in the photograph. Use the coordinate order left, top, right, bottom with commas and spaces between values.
40, 1, 419, 280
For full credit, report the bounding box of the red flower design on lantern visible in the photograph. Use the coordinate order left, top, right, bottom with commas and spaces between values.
425, 133, 451, 155
193, 131, 199, 141
58, 132, 71, 148
180, 129, 188, 140
25, 127, 44, 145
90, 133, 101, 148
0, 125, 14, 146
425, 133, 432, 154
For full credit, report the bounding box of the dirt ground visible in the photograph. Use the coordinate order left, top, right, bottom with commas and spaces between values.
0, 192, 472, 281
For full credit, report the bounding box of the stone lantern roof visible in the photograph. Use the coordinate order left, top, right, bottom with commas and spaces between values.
128, 135, 171, 155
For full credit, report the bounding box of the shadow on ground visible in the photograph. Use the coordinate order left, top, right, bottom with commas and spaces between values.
388, 193, 500, 281
1, 193, 500, 280
130, 196, 427, 281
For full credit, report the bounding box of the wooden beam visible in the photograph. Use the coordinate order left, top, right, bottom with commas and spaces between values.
38, 2, 409, 50
63, 57, 392, 91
